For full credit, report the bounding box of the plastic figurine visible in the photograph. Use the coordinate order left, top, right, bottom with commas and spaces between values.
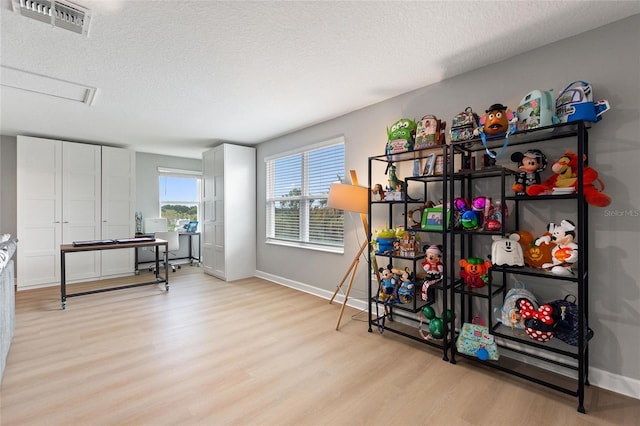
421, 244, 444, 301
478, 103, 517, 136
371, 184, 385, 201
510, 149, 547, 196
535, 220, 578, 276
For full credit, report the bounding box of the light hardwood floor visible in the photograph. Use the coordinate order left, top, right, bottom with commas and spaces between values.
1, 267, 638, 425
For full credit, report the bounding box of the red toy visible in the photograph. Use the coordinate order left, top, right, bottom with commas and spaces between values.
526, 150, 611, 207
459, 257, 492, 288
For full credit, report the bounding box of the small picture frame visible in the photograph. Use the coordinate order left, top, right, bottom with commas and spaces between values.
186, 221, 198, 233
421, 207, 450, 231
433, 155, 445, 175
423, 153, 437, 176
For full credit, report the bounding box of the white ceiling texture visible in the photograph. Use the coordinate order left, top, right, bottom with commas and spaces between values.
1, 1, 639, 159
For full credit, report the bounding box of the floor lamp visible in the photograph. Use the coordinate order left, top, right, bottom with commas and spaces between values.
328, 170, 370, 331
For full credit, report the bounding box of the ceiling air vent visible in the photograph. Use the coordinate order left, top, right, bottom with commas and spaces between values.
12, 0, 92, 36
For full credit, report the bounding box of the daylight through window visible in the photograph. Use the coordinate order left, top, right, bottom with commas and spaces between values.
158, 168, 202, 231
265, 137, 345, 251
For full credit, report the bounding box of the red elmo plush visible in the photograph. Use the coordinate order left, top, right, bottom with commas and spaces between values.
526, 150, 611, 207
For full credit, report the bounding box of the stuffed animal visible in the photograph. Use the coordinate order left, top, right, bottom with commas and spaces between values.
459, 257, 492, 288
397, 267, 415, 304
421, 244, 444, 300
535, 220, 578, 276
526, 151, 611, 207
510, 149, 547, 196
377, 264, 398, 303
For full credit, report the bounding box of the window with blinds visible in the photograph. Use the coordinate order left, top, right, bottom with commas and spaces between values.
265, 137, 345, 252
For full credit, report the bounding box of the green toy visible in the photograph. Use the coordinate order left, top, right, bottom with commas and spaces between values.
386, 118, 417, 154
419, 305, 453, 340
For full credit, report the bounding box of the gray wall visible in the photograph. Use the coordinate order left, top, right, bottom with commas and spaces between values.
256, 15, 640, 395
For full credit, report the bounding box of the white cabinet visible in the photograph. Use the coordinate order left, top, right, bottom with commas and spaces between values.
16, 136, 135, 289
101, 146, 136, 276
202, 144, 256, 281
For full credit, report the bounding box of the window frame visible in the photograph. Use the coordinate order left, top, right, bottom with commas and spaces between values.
265, 136, 346, 253
157, 167, 202, 232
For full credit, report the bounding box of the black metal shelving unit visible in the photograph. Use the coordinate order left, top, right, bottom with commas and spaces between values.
448, 121, 590, 413
367, 145, 452, 361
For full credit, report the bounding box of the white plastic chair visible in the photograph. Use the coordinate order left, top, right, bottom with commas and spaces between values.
154, 231, 180, 272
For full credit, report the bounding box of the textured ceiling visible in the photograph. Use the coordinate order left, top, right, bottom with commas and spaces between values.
1, 1, 639, 159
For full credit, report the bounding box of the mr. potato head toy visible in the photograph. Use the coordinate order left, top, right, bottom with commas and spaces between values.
475, 103, 517, 159
479, 103, 516, 136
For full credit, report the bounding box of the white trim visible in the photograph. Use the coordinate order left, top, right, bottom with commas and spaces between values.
157, 167, 202, 176
255, 269, 368, 312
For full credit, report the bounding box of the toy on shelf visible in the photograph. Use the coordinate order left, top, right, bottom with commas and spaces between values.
459, 257, 492, 288
398, 231, 419, 257
555, 80, 611, 123
373, 227, 397, 254
396, 267, 416, 304
518, 298, 561, 343
377, 264, 399, 303
453, 197, 485, 230
419, 305, 453, 340
386, 118, 417, 154
526, 150, 611, 207
535, 220, 578, 276
510, 149, 547, 196
421, 244, 444, 301
384, 163, 405, 201
415, 115, 446, 149
490, 234, 524, 267
516, 230, 554, 269
475, 103, 517, 159
371, 183, 385, 201
516, 89, 559, 131
450, 107, 480, 143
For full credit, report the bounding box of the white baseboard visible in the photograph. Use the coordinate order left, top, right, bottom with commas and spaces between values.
254, 270, 369, 312
589, 367, 640, 400
255, 269, 640, 401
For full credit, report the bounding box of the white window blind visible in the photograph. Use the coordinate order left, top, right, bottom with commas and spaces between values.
266, 137, 345, 251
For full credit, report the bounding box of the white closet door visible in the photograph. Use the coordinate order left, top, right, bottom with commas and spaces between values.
62, 142, 102, 282
101, 146, 136, 276
17, 136, 62, 288
212, 147, 226, 278
201, 148, 216, 276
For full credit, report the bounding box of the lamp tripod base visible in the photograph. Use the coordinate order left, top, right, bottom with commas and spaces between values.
329, 239, 369, 330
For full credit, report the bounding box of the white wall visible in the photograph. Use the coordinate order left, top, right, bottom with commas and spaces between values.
255, 15, 640, 397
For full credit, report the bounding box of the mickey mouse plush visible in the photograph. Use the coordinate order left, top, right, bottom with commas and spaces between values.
510, 149, 547, 196
535, 220, 578, 276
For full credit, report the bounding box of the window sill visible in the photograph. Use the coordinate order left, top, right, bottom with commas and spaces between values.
265, 239, 344, 254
